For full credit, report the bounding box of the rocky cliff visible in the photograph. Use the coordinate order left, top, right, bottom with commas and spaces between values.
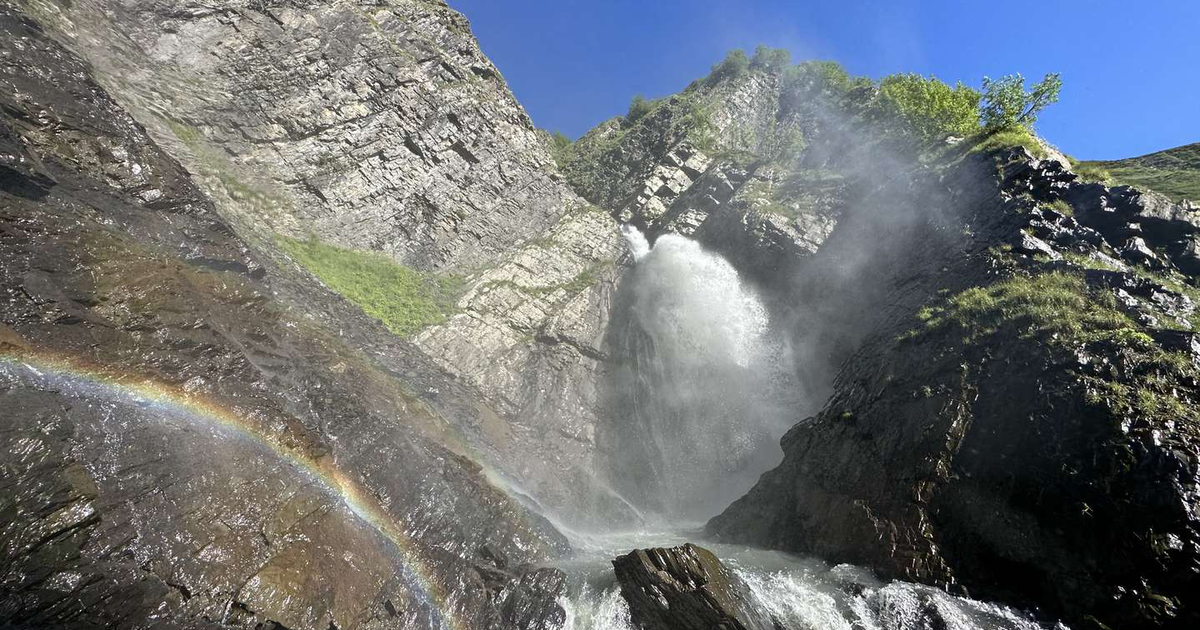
612, 544, 781, 630
14, 0, 634, 527
550, 55, 1200, 629
0, 0, 639, 627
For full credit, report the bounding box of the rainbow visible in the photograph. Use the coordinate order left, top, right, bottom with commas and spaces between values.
0, 350, 466, 630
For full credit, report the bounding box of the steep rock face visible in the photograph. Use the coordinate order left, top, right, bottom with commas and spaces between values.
413, 207, 631, 522
612, 544, 780, 630
23, 0, 628, 524
1, 9, 569, 630
709, 148, 1200, 630
32, 0, 571, 272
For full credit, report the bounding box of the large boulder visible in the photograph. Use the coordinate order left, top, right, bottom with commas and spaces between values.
612, 544, 780, 630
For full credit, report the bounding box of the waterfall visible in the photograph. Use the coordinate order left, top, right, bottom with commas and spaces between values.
607, 226, 800, 522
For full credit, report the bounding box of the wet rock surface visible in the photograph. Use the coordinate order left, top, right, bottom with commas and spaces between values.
1, 8, 568, 629
19, 0, 631, 526
612, 544, 780, 630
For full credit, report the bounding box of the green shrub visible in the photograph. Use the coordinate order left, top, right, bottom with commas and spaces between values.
750, 45, 791, 73
980, 72, 1062, 132
1068, 158, 1113, 184
1066, 154, 1117, 187
546, 130, 574, 168
626, 94, 655, 123
708, 49, 750, 83
781, 60, 852, 98
877, 73, 982, 141
278, 235, 461, 337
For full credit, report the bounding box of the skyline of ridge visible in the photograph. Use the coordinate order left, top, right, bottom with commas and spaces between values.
449, 0, 1200, 161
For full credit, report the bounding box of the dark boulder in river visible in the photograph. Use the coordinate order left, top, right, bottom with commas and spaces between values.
612, 543, 781, 630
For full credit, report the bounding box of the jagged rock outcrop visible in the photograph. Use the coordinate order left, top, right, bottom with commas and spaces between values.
709, 147, 1200, 630
612, 544, 780, 630
1, 7, 572, 630
562, 68, 845, 289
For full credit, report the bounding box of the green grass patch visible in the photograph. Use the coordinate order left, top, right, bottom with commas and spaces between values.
1061, 251, 1120, 272
1061, 252, 1200, 329
278, 235, 462, 337
166, 119, 205, 147
907, 271, 1136, 346
1047, 198, 1074, 216
905, 270, 1198, 426
1066, 158, 1113, 185
967, 126, 1048, 160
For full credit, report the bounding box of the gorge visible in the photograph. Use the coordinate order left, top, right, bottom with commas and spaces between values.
2, 2, 1198, 630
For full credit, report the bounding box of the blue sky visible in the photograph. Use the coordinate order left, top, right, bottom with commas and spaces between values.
448, 0, 1199, 160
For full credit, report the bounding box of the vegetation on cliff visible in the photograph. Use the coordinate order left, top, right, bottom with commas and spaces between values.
907, 260, 1198, 457
979, 73, 1063, 132
909, 271, 1138, 346
278, 236, 462, 336
875, 73, 982, 141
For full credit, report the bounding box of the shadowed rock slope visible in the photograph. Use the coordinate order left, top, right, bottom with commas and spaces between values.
708, 147, 1200, 630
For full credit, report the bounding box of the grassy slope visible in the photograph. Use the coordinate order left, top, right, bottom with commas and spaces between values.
1078, 142, 1200, 203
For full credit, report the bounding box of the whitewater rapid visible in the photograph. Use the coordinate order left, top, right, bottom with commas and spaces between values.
551, 531, 1065, 630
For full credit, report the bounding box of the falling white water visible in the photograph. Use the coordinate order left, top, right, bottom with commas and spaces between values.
623, 225, 770, 369
620, 224, 650, 260
608, 226, 799, 521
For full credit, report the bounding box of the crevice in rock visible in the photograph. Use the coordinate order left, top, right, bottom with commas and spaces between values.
449, 141, 480, 165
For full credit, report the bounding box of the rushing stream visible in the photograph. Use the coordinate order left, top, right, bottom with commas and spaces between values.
551, 530, 1064, 630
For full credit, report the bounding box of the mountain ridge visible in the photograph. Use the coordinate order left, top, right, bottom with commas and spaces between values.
1078, 141, 1200, 204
